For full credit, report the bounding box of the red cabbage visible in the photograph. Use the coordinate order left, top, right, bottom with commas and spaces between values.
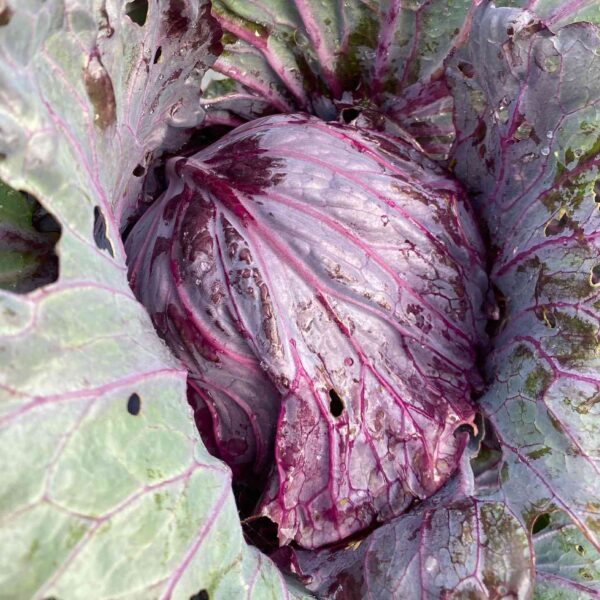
126, 113, 489, 547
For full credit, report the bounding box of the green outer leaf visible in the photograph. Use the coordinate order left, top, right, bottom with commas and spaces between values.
533, 512, 600, 599
0, 0, 309, 597
203, 0, 474, 158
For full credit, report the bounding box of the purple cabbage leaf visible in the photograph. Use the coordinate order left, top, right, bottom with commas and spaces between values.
0, 1, 309, 597
125, 112, 490, 548
288, 453, 534, 599
448, 1, 600, 550
2, 0, 600, 596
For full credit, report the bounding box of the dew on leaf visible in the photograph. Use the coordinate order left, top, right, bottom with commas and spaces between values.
424, 556, 438, 572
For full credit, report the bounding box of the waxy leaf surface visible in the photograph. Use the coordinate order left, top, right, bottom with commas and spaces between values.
0, 1, 308, 597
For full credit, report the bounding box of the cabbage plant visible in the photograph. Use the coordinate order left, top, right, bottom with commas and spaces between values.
0, 0, 599, 599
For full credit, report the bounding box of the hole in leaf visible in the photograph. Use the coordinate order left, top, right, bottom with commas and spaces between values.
31, 201, 61, 234
544, 211, 570, 237
189, 590, 209, 600
485, 284, 507, 338
153, 46, 162, 64
473, 120, 487, 144
329, 389, 344, 417
125, 0, 148, 26
532, 512, 551, 534
132, 164, 146, 177
241, 515, 279, 555
0, 3, 13, 26
594, 179, 600, 203
341, 107, 361, 124
591, 265, 600, 286
93, 206, 114, 257
458, 61, 475, 78
0, 181, 60, 293
127, 393, 141, 415
544, 307, 556, 328
98, 7, 114, 38
535, 305, 557, 328
575, 544, 586, 555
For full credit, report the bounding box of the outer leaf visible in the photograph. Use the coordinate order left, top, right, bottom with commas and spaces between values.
0, 1, 307, 597
447, 3, 600, 548
289, 462, 534, 599
533, 512, 600, 599
126, 113, 489, 548
495, 0, 600, 28
202, 0, 476, 158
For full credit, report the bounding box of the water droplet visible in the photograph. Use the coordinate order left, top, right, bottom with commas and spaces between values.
574, 148, 583, 158
344, 357, 354, 366
493, 96, 511, 124
546, 130, 553, 139
425, 556, 438, 572
494, 105, 509, 124
381, 215, 389, 226
540, 147, 550, 156
522, 152, 537, 163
